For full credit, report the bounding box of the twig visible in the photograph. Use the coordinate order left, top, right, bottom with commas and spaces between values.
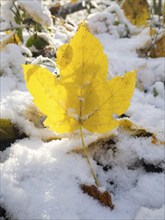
50, 2, 95, 19
0, 26, 25, 32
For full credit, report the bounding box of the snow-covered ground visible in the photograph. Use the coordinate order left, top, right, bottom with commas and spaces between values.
0, 1, 165, 219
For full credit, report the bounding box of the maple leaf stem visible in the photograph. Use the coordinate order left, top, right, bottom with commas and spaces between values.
79, 126, 100, 187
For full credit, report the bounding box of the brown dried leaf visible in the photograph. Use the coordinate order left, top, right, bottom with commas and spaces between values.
149, 35, 165, 58
137, 32, 165, 58
0, 119, 19, 142
151, 136, 165, 145
119, 119, 165, 145
24, 104, 46, 128
49, 3, 61, 16
24, 105, 61, 142
70, 135, 116, 156
0, 119, 26, 151
81, 184, 114, 210
119, 119, 153, 137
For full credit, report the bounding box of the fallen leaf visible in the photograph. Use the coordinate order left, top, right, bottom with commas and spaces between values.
122, 0, 149, 26
6, 31, 21, 44
81, 184, 114, 210
149, 34, 165, 58
0, 119, 26, 151
24, 104, 46, 128
70, 135, 116, 156
0, 119, 19, 142
0, 31, 20, 50
151, 136, 165, 145
137, 32, 165, 58
119, 118, 165, 145
119, 118, 153, 137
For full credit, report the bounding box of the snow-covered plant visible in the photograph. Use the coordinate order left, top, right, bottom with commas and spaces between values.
0, 0, 53, 52
87, 3, 138, 38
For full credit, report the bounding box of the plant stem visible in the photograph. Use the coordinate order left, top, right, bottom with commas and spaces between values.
79, 126, 100, 187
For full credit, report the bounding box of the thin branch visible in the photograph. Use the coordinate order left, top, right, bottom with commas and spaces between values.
50, 2, 95, 19
0, 26, 25, 32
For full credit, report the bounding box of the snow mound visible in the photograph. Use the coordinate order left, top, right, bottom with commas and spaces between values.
135, 205, 165, 220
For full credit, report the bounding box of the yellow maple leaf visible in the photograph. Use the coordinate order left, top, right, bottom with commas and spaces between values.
122, 0, 149, 26
23, 24, 136, 134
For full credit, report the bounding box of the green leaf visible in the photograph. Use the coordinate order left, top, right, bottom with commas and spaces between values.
16, 28, 24, 43
14, 14, 22, 25
36, 24, 43, 32
26, 35, 49, 50
153, 87, 158, 97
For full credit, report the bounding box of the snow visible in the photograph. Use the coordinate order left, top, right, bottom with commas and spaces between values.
17, 0, 53, 27
87, 3, 139, 38
0, 1, 165, 220
1, 137, 164, 220
128, 89, 164, 141
0, 44, 25, 79
0, 91, 59, 140
0, 1, 17, 29
135, 205, 165, 220
1, 139, 104, 220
